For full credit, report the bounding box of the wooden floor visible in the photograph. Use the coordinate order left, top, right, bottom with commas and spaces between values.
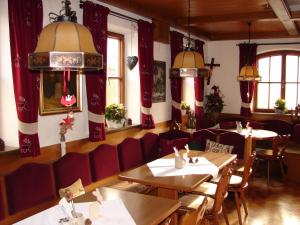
219, 175, 300, 225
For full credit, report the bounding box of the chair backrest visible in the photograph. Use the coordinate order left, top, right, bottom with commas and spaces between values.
292, 123, 300, 144
159, 137, 190, 157
219, 132, 245, 160
240, 154, 256, 187
5, 163, 56, 214
141, 132, 160, 162
0, 181, 5, 220
118, 137, 143, 171
219, 121, 237, 129
89, 144, 120, 182
264, 119, 293, 135
53, 152, 92, 190
212, 165, 232, 214
246, 120, 265, 129
192, 129, 217, 150
179, 197, 208, 225
159, 130, 191, 140
272, 135, 290, 158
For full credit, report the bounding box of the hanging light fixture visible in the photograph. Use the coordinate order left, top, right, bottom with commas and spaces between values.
237, 22, 261, 81
170, 0, 209, 78
28, 0, 102, 72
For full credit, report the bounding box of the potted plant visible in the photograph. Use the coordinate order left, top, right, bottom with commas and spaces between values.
274, 98, 287, 114
180, 101, 190, 115
105, 104, 126, 129
204, 85, 225, 122
186, 110, 196, 132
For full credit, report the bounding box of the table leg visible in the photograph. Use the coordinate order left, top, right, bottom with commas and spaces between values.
244, 136, 252, 161
157, 188, 178, 225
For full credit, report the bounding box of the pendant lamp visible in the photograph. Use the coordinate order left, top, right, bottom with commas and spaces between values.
28, 0, 102, 72
238, 23, 261, 81
170, 0, 209, 78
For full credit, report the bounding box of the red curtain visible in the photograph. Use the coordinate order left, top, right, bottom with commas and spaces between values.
138, 20, 155, 129
194, 40, 205, 129
239, 43, 257, 117
170, 31, 184, 122
83, 1, 109, 141
8, 0, 43, 157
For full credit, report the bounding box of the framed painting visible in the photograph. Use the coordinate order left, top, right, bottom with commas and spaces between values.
152, 60, 166, 103
39, 71, 82, 115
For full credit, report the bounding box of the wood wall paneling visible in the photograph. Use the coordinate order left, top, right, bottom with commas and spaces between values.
0, 122, 170, 175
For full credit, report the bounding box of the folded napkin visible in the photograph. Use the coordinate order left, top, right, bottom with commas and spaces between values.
147, 157, 219, 178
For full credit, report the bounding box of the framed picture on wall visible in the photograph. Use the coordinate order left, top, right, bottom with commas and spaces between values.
39, 71, 82, 115
152, 60, 166, 103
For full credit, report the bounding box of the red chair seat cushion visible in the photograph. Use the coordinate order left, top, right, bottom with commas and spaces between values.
160, 137, 190, 157
89, 144, 120, 181
53, 152, 92, 190
118, 138, 143, 171
5, 163, 55, 214
141, 132, 160, 162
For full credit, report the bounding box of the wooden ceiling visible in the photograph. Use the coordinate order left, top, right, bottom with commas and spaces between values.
97, 0, 300, 40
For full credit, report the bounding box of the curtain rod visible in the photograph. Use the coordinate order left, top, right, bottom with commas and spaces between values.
79, 0, 139, 23
236, 42, 300, 46
80, 1, 202, 42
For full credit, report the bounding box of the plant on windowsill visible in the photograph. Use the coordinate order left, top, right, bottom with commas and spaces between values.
274, 98, 287, 114
204, 85, 225, 123
180, 101, 191, 115
105, 103, 126, 129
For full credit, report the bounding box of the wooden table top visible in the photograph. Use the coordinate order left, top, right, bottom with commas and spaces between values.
74, 187, 180, 225
119, 151, 236, 192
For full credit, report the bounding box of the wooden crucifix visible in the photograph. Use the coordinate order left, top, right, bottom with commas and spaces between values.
204, 58, 220, 85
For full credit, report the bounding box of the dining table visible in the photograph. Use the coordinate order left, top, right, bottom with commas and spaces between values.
228, 129, 278, 160
119, 151, 236, 199
119, 151, 236, 225
12, 187, 180, 225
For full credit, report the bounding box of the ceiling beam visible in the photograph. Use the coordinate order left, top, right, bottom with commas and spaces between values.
291, 10, 300, 21
209, 31, 298, 40
268, 0, 298, 35
177, 11, 278, 25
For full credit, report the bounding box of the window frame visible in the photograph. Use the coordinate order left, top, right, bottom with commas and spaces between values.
254, 50, 300, 113
107, 32, 125, 105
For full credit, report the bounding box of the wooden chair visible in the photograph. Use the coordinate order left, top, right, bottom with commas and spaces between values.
180, 165, 232, 225
227, 154, 255, 225
255, 135, 289, 185
178, 196, 208, 225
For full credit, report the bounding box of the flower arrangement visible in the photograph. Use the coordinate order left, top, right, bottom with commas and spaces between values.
180, 101, 191, 111
205, 85, 225, 114
274, 98, 287, 113
105, 104, 126, 123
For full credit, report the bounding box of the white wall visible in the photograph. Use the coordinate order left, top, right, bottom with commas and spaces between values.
0, 0, 176, 148
207, 38, 300, 114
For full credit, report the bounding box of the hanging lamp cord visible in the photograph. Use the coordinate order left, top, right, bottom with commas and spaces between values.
188, 0, 191, 49
246, 22, 252, 66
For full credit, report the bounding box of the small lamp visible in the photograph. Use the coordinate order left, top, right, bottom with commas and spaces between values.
28, 0, 102, 72
237, 22, 261, 82
170, 0, 209, 79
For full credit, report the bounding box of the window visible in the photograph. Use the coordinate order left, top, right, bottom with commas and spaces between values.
255, 51, 300, 112
106, 32, 124, 105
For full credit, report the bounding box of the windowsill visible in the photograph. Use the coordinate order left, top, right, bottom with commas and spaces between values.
253, 112, 292, 117
105, 124, 140, 134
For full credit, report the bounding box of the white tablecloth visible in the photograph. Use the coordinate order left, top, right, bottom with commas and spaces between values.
14, 199, 136, 225
147, 157, 219, 178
